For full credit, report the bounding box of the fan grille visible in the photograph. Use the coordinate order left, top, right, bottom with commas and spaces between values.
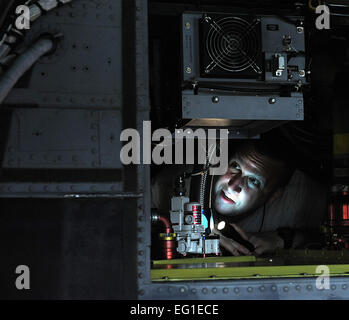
203, 15, 261, 74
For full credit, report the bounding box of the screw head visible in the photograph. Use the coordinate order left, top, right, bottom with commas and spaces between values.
185, 66, 192, 74
212, 96, 219, 103
269, 97, 276, 104
185, 22, 191, 29
297, 26, 304, 33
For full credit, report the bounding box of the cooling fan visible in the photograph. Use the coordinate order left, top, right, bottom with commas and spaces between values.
200, 14, 263, 78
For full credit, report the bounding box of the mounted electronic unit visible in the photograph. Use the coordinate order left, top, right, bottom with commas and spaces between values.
181, 12, 308, 137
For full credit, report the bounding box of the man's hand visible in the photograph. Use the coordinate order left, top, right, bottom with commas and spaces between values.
248, 231, 284, 255
213, 223, 252, 256
214, 223, 284, 256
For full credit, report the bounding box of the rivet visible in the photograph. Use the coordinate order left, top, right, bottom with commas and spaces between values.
271, 285, 277, 291
234, 288, 240, 294
185, 22, 191, 29
260, 286, 265, 292
138, 250, 144, 256
307, 285, 313, 291
185, 66, 192, 73
202, 288, 208, 294
295, 285, 301, 291
269, 97, 276, 104
223, 288, 228, 294
138, 273, 143, 279
342, 284, 347, 290
331, 285, 336, 290
212, 287, 217, 293
283, 286, 289, 292
191, 288, 197, 294
180, 287, 186, 293
247, 287, 253, 292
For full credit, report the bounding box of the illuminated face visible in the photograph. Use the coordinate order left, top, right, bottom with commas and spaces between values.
213, 156, 269, 217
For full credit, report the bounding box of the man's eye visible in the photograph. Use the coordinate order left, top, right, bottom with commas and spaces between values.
229, 161, 240, 171
248, 177, 261, 188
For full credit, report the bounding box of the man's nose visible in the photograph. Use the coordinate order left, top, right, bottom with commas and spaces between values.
228, 175, 242, 193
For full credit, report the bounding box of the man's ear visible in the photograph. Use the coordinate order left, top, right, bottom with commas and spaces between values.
269, 188, 284, 204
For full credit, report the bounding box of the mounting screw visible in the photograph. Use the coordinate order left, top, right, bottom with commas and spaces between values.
185, 66, 192, 73
212, 96, 219, 103
185, 22, 191, 29
268, 97, 276, 104
297, 26, 304, 33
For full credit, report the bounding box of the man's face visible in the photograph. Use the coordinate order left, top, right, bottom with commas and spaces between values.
213, 156, 269, 217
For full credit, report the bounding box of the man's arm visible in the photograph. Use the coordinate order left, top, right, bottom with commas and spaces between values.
216, 224, 325, 256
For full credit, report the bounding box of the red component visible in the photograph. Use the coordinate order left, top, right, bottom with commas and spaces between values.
162, 239, 176, 260
157, 215, 175, 260
343, 203, 349, 220
158, 215, 172, 233
192, 205, 201, 225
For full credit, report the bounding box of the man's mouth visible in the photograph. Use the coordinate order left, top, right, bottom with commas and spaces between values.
220, 190, 236, 204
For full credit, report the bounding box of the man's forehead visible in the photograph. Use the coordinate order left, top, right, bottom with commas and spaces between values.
229, 156, 267, 180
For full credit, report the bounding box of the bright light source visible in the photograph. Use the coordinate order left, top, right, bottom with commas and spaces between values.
217, 221, 226, 230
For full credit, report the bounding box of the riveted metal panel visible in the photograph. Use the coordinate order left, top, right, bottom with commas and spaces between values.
3, 0, 122, 109
2, 108, 122, 169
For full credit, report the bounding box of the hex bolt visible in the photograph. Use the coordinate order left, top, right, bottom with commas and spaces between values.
212, 96, 219, 103
269, 97, 276, 104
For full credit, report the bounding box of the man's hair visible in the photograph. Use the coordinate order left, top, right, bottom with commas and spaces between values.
229, 139, 295, 195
